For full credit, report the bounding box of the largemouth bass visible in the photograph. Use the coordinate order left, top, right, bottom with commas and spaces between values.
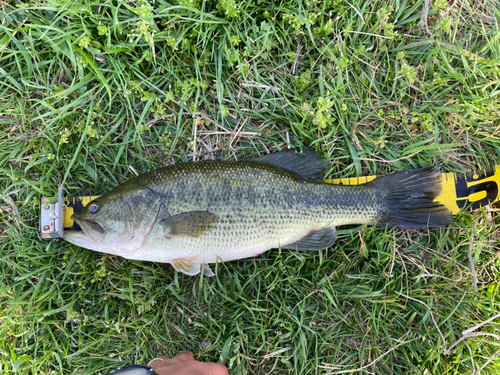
63, 149, 452, 276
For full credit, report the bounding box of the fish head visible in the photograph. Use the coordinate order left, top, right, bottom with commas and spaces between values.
64, 184, 163, 256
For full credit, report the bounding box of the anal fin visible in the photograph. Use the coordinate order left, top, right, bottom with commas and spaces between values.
282, 226, 337, 251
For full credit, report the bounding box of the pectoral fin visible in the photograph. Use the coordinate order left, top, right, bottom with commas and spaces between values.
282, 226, 337, 251
171, 257, 214, 277
161, 211, 218, 238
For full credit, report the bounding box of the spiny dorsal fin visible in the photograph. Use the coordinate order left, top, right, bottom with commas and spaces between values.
161, 211, 218, 238
254, 148, 329, 181
281, 226, 337, 251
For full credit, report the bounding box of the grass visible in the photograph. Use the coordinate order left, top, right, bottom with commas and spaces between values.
1, 0, 500, 373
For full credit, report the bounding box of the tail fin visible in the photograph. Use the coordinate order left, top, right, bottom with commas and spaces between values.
373, 166, 452, 229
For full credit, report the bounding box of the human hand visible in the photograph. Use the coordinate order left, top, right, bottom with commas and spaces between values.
148, 351, 229, 375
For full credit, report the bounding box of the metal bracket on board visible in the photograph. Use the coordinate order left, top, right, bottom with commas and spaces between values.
40, 185, 64, 239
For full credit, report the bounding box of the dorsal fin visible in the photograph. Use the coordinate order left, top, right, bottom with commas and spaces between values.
254, 148, 329, 181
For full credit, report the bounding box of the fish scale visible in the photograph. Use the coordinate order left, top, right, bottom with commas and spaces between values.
64, 150, 452, 276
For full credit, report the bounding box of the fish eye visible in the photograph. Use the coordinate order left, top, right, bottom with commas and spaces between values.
88, 202, 100, 213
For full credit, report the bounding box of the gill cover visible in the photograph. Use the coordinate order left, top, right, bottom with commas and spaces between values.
70, 186, 165, 255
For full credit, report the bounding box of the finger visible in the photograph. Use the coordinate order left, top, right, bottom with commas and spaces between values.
170, 351, 195, 362
148, 356, 169, 369
149, 352, 195, 370
152, 361, 229, 375
203, 362, 230, 375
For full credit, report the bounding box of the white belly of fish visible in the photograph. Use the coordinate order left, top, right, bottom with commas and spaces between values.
124, 219, 316, 265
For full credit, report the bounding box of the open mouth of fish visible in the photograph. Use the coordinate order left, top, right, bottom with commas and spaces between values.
66, 215, 105, 245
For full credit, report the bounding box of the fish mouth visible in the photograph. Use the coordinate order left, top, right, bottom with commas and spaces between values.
70, 215, 105, 244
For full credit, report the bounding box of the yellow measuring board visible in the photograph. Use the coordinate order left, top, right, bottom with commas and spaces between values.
63, 196, 100, 228
324, 166, 500, 215
65, 167, 500, 223
41, 166, 499, 238
439, 167, 500, 214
